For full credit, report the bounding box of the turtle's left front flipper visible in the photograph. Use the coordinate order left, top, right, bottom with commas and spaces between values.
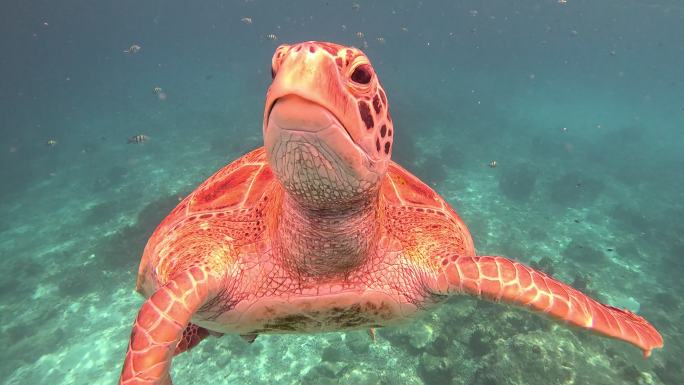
429, 255, 663, 357
119, 267, 217, 385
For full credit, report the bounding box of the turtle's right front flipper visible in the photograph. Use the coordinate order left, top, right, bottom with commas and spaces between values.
428, 255, 664, 357
119, 267, 217, 385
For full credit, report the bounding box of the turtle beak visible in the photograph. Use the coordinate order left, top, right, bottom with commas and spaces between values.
266, 95, 340, 134
263, 42, 352, 139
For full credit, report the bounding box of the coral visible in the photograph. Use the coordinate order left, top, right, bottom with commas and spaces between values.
91, 193, 185, 272
408, 323, 436, 350
608, 205, 651, 236
345, 333, 370, 355
302, 363, 339, 385
473, 332, 577, 385
92, 165, 129, 192
389, 128, 417, 169
468, 327, 494, 357
563, 239, 607, 266
498, 163, 538, 202
417, 352, 453, 385
654, 359, 684, 385
530, 256, 556, 277
321, 345, 344, 363
83, 200, 121, 226
548, 172, 603, 207
426, 334, 451, 356
338, 368, 381, 385
415, 155, 447, 187
571, 272, 591, 292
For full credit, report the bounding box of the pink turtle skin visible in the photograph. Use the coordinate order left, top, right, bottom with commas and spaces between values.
119, 41, 663, 384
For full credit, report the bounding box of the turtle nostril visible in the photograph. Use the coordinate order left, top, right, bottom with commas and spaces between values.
271, 67, 276, 79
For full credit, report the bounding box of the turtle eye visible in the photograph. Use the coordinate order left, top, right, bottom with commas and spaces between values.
351, 64, 372, 84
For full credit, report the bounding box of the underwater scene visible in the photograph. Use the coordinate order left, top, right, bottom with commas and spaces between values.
1, 0, 683, 384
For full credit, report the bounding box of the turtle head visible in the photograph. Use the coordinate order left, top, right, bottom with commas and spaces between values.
264, 41, 393, 208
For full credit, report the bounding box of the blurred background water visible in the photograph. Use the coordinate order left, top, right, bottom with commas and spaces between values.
1, 1, 683, 384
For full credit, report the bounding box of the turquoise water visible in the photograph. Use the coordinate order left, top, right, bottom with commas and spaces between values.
1, 1, 682, 384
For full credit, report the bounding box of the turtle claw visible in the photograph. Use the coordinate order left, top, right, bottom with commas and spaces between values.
368, 328, 376, 342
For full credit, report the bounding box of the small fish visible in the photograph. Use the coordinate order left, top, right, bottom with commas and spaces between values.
46, 139, 58, 147
376, 37, 386, 44
127, 134, 148, 144
153, 86, 167, 100
352, 2, 360, 11
355, 31, 365, 39
156, 90, 167, 101
488, 160, 497, 168
124, 44, 141, 54
265, 33, 277, 41
241, 17, 253, 24
558, 0, 567, 4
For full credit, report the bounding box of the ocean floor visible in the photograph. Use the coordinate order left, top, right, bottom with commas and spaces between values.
1, 87, 682, 384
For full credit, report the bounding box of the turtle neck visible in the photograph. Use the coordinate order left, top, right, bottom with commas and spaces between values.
273, 189, 380, 278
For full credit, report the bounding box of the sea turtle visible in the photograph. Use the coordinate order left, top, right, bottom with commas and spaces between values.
119, 41, 663, 384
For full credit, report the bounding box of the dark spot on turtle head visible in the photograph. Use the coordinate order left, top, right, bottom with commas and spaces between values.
372, 94, 382, 114
384, 142, 391, 154
358, 101, 374, 129
335, 57, 343, 68
380, 124, 387, 138
319, 43, 339, 56
376, 138, 381, 152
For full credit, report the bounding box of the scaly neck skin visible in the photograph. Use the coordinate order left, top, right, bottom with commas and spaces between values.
275, 189, 380, 278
